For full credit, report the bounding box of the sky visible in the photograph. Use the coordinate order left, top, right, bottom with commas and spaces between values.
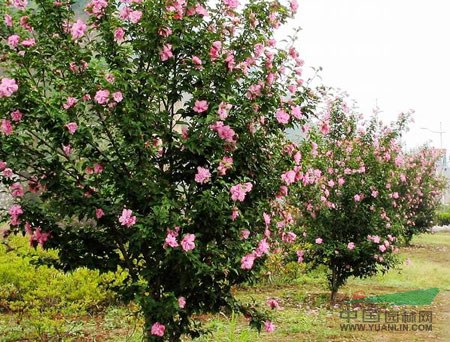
287, 0, 450, 153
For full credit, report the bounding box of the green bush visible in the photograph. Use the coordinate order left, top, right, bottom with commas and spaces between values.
436, 211, 450, 226
0, 234, 126, 340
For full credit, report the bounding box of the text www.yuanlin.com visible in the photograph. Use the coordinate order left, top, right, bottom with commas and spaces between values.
340, 323, 433, 332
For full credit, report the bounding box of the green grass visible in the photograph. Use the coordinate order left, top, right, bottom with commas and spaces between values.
0, 232, 449, 341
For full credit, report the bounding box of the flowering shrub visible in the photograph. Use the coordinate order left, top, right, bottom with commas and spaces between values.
0, 0, 311, 339
286, 93, 431, 302
396, 147, 446, 244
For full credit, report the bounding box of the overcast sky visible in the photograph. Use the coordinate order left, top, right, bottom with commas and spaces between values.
288, 0, 450, 153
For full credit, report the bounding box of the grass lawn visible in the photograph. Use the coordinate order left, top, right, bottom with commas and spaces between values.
0, 232, 449, 341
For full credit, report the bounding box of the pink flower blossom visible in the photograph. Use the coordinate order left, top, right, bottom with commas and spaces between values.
0, 161, 6, 171
264, 320, 275, 333
267, 298, 280, 310
282, 231, 297, 243
181, 233, 195, 251
178, 296, 186, 308
240, 229, 250, 240
230, 182, 253, 202
255, 238, 270, 257
62, 144, 72, 156
150, 322, 165, 337
315, 237, 323, 244
1, 119, 13, 135
160, 44, 173, 61
21, 38, 35, 47
93, 163, 103, 174
112, 91, 123, 103
10, 110, 23, 122
96, 208, 104, 219
0, 78, 19, 98
94, 89, 110, 104
32, 228, 50, 247
192, 55, 202, 66
241, 253, 256, 269
3, 168, 13, 178
281, 170, 296, 185
119, 209, 136, 227
11, 0, 28, 9
217, 156, 233, 176
5, 14, 13, 27
129, 10, 142, 23
291, 105, 302, 120
65, 122, 78, 134
218, 102, 232, 120
216, 124, 235, 142
223, 0, 240, 9
379, 245, 387, 253
231, 207, 239, 221
195, 166, 211, 184
296, 250, 304, 263
71, 19, 87, 40
193, 100, 209, 113
165, 230, 179, 248
347, 242, 355, 250
63, 97, 77, 109
11, 183, 24, 197
114, 28, 125, 42
275, 109, 290, 124
7, 35, 20, 48
354, 194, 361, 202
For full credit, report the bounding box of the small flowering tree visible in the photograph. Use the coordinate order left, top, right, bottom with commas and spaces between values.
0, 0, 311, 339
397, 147, 446, 244
287, 94, 412, 303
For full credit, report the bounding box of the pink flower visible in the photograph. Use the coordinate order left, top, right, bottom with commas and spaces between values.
296, 250, 304, 263
240, 229, 250, 240
230, 182, 253, 202
276, 109, 290, 124
255, 238, 270, 257
129, 10, 142, 24
178, 296, 186, 309
65, 122, 78, 134
282, 231, 297, 243
158, 26, 172, 37
181, 233, 196, 251
1, 119, 13, 135
11, 0, 28, 9
224, 0, 240, 9
11, 110, 23, 122
96, 208, 105, 219
218, 102, 232, 120
241, 253, 256, 270
267, 298, 280, 310
315, 237, 323, 244
217, 156, 233, 176
93, 163, 103, 174
354, 194, 361, 202
21, 38, 35, 47
193, 100, 208, 113
379, 245, 387, 253
119, 209, 137, 227
192, 55, 202, 66
11, 183, 24, 197
165, 230, 179, 248
291, 105, 302, 120
32, 228, 50, 247
7, 35, 20, 48
231, 207, 239, 221
62, 144, 72, 156
63, 97, 77, 109
71, 19, 87, 40
112, 91, 123, 103
5, 14, 13, 27
195, 166, 211, 184
281, 170, 296, 185
320, 120, 330, 135
216, 125, 235, 142
264, 320, 275, 333
0, 78, 19, 98
150, 322, 165, 337
3, 168, 13, 178
94, 89, 110, 104
347, 242, 355, 250
0, 161, 6, 171
114, 28, 125, 42
160, 44, 173, 61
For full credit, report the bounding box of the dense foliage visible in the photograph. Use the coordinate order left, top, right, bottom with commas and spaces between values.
0, 0, 311, 339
